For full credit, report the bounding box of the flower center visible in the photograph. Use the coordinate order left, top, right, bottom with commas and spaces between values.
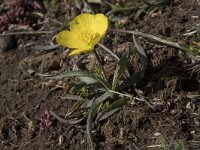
80, 30, 99, 45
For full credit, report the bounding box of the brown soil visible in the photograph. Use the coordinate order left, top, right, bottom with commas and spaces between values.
0, 0, 200, 149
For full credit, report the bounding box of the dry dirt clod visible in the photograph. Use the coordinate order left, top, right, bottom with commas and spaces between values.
0, 35, 17, 52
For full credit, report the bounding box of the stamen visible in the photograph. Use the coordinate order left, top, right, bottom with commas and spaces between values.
80, 30, 99, 44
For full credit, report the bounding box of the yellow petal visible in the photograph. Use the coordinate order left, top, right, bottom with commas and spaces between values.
70, 13, 108, 38
56, 13, 108, 56
90, 33, 101, 46
68, 46, 94, 56
56, 30, 82, 48
70, 14, 94, 33
92, 14, 108, 36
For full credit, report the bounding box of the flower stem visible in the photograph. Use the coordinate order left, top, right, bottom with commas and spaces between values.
93, 50, 110, 87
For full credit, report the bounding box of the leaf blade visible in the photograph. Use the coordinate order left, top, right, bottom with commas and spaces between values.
112, 50, 130, 90
133, 35, 148, 69
96, 98, 127, 122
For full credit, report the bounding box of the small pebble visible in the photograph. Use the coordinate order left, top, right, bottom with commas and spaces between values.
27, 69, 35, 75
154, 132, 161, 136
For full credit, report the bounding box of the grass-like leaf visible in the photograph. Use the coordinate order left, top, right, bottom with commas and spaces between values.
81, 99, 94, 108
50, 111, 85, 124
97, 108, 120, 122
37, 70, 110, 90
86, 102, 102, 150
133, 34, 148, 69
93, 92, 113, 105
119, 70, 145, 90
114, 30, 190, 53
112, 50, 130, 90
96, 98, 127, 122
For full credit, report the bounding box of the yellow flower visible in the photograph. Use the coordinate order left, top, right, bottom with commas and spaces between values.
55, 13, 108, 56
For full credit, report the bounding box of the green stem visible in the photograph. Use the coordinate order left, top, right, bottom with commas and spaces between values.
93, 50, 110, 88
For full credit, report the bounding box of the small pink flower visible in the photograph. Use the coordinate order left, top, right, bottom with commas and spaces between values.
39, 110, 52, 129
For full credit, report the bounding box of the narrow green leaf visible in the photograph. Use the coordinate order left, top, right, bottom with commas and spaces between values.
68, 118, 85, 124
47, 70, 93, 79
74, 55, 108, 90
119, 70, 144, 90
96, 98, 127, 122
86, 102, 101, 150
79, 76, 99, 84
37, 70, 110, 89
50, 111, 85, 124
93, 92, 113, 105
134, 7, 146, 20
81, 99, 94, 108
98, 108, 120, 121
133, 35, 148, 69
112, 50, 130, 90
